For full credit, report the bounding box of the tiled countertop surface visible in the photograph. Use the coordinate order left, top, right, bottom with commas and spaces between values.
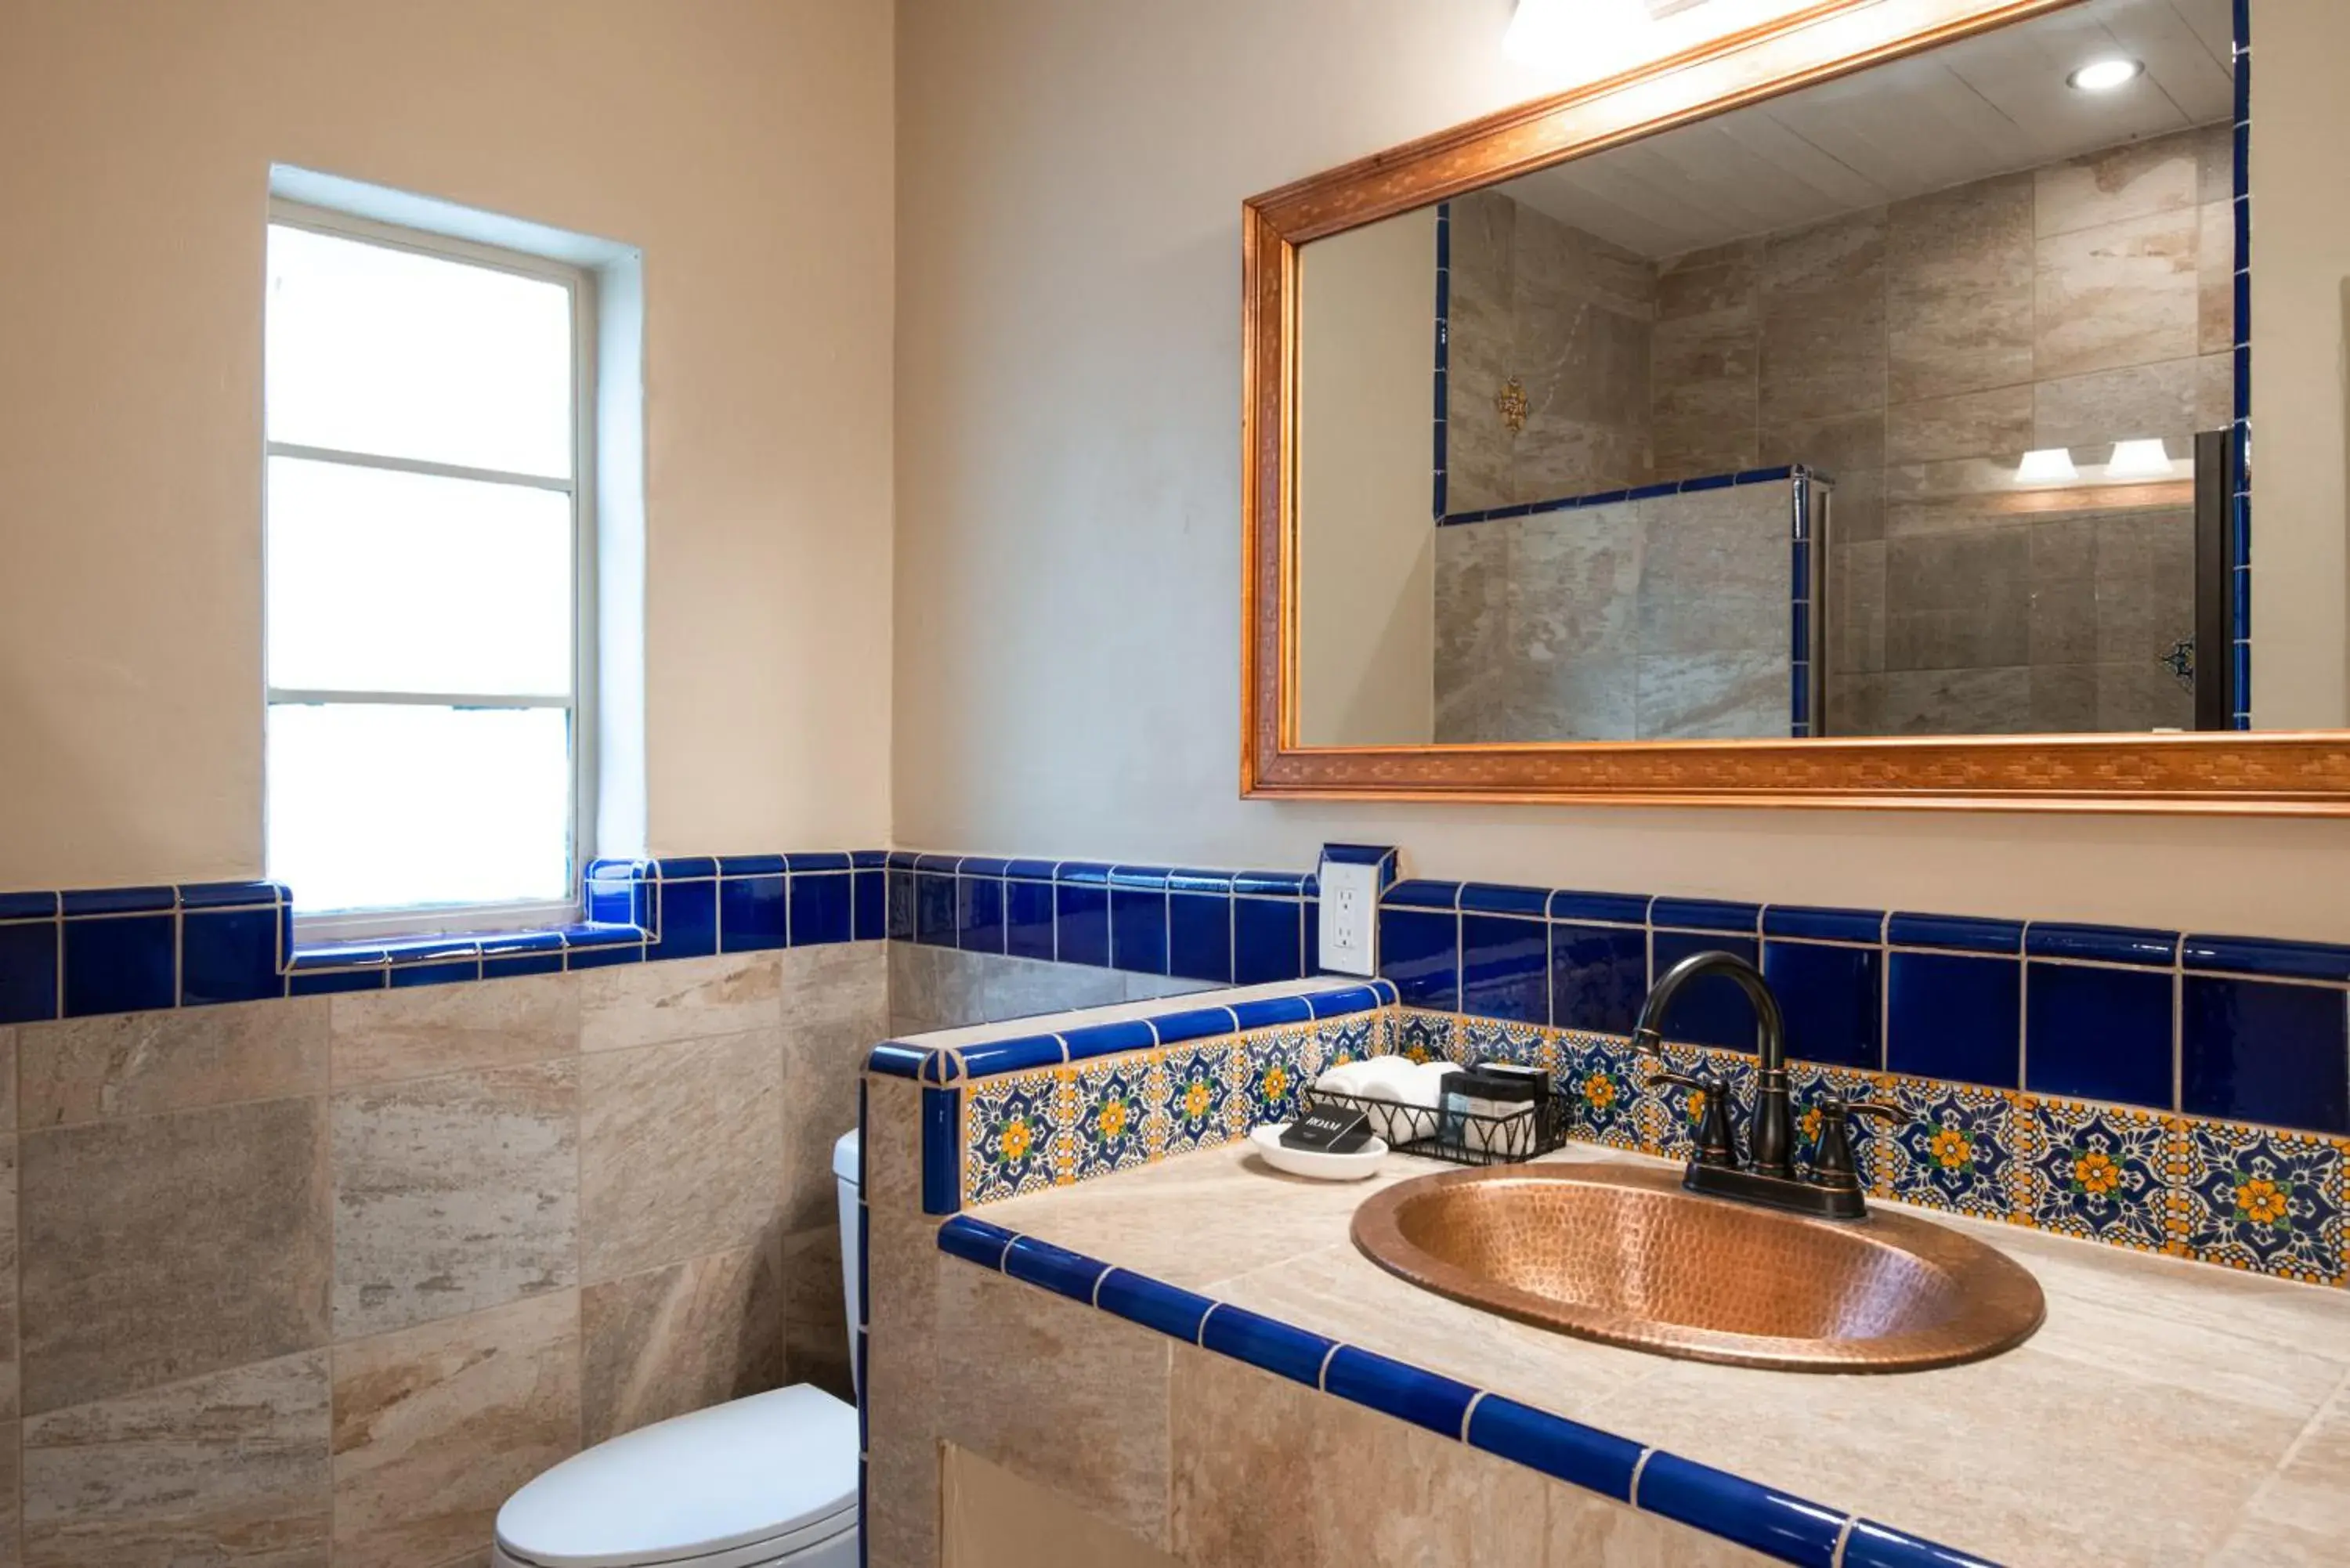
978, 1140, 2350, 1567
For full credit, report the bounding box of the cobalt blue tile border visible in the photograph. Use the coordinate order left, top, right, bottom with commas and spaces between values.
1358, 876, 2350, 1140
0, 854, 890, 1023
1434, 464, 1801, 529
1199, 1304, 1335, 1389
937, 1219, 1987, 1568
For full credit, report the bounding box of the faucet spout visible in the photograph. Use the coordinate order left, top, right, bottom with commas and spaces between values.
1632, 949, 1795, 1179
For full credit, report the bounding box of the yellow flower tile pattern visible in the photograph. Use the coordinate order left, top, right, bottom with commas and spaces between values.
950, 1005, 2348, 1288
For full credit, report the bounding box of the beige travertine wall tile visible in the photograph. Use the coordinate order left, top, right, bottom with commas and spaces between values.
1167, 1343, 1546, 1567
18, 998, 327, 1129
328, 973, 578, 1088
781, 944, 888, 1233
1885, 386, 2033, 466
581, 1031, 782, 1281
1545, 1484, 1778, 1566
782, 1223, 851, 1399
2034, 208, 2200, 381
2199, 201, 2235, 356
862, 1077, 940, 1568
330, 1291, 580, 1568
2036, 128, 2201, 240
0, 1029, 19, 1131
581, 1243, 783, 1445
938, 1263, 1172, 1549
1886, 171, 2033, 403
577, 950, 782, 1053
2033, 357, 2202, 453
1758, 208, 1885, 425
943, 1443, 1184, 1568
22, 1350, 329, 1568
0, 1422, 16, 1568
21, 1097, 328, 1414
889, 941, 1141, 1037
0, 1139, 16, 1423
330, 1062, 579, 1340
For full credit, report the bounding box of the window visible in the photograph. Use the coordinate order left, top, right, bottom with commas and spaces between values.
264, 204, 594, 927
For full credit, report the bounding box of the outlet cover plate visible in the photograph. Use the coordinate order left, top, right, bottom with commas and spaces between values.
1318, 856, 1379, 976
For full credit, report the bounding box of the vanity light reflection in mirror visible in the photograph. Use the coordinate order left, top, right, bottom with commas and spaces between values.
1292, 0, 2251, 750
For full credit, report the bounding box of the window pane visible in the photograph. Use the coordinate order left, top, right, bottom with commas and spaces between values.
266, 457, 573, 696
269, 704, 572, 912
266, 223, 573, 479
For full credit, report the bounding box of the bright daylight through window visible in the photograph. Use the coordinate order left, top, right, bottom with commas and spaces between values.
264, 212, 591, 920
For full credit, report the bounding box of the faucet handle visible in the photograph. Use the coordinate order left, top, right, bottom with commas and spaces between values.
1647, 1069, 1738, 1169
1810, 1094, 1905, 1191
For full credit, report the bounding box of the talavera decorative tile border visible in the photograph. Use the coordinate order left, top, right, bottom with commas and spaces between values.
866, 977, 1396, 1216
1381, 876, 2350, 1143
1423, 1011, 2347, 1290
935, 1212, 1986, 1568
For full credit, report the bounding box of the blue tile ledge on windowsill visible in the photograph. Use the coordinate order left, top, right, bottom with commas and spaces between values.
933, 1133, 2350, 1568
862, 974, 1397, 1085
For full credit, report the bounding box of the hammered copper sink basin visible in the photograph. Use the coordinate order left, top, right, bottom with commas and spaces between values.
1351, 1165, 2045, 1373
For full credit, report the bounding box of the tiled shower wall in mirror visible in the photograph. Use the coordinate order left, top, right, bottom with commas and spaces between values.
1434, 124, 2235, 738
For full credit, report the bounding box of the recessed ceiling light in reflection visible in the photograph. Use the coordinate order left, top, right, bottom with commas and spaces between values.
2016, 448, 2079, 486
2107, 439, 2176, 479
2067, 56, 2145, 92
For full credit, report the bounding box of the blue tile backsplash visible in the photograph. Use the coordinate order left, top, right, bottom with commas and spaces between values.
1361, 876, 2350, 1143
3, 837, 2345, 1154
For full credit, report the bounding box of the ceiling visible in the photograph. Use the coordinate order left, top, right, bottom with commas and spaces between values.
1493, 0, 2233, 260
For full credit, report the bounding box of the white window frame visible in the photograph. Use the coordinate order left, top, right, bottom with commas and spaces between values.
264, 198, 600, 941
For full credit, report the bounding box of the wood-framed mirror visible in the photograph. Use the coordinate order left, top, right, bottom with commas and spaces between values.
1242, 0, 2350, 813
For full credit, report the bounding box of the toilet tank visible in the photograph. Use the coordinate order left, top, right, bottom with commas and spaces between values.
833, 1129, 860, 1396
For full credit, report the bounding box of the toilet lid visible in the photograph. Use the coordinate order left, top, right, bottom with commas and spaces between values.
496, 1384, 858, 1568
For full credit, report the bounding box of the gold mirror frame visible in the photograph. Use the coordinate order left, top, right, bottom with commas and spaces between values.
1242, 0, 2350, 815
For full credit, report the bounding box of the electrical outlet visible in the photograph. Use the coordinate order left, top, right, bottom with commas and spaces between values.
1318, 857, 1379, 976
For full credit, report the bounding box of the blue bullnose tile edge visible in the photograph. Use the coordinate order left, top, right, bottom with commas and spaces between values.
1887, 913, 2024, 955
1321, 1346, 1477, 1438
1760, 905, 1882, 944
1636, 1452, 1846, 1568
2022, 922, 2178, 967
1003, 1235, 1112, 1304
866, 1042, 931, 1079
1650, 898, 1762, 934
920, 1086, 961, 1216
936, 1215, 1014, 1270
1095, 1270, 1216, 1344
1465, 1395, 1641, 1501
1229, 994, 1313, 1031
931, 1234, 2005, 1568
2182, 934, 2350, 982
1198, 1304, 1334, 1389
1842, 1520, 2001, 1568
957, 1034, 1066, 1077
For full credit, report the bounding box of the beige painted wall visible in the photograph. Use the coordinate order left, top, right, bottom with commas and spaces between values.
0, 0, 895, 889
1296, 208, 1438, 746
2249, 0, 2350, 728
894, 0, 2350, 942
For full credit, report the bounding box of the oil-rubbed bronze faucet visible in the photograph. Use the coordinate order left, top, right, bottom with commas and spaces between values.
1631, 950, 1903, 1220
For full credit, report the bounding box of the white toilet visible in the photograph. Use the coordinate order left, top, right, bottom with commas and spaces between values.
491, 1129, 866, 1568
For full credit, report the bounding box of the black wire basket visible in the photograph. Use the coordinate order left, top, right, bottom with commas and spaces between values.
1302, 1075, 1564, 1167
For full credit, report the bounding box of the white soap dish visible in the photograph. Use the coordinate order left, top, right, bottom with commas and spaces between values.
1247, 1122, 1388, 1181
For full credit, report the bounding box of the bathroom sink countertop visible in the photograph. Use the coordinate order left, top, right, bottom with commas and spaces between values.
975, 1140, 2350, 1567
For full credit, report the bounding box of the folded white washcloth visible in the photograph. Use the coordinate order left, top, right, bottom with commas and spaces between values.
1390, 1059, 1459, 1111
1312, 1057, 1388, 1097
